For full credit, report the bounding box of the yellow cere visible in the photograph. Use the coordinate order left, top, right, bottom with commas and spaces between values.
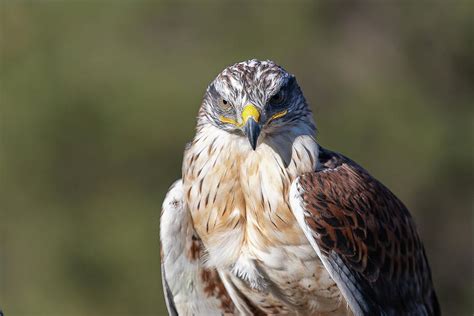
219, 105, 287, 126
220, 104, 260, 127
241, 104, 260, 124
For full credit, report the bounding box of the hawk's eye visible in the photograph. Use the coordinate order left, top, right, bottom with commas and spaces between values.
269, 90, 285, 105
218, 99, 232, 111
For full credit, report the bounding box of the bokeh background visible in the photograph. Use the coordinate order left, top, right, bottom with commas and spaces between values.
1, 1, 473, 315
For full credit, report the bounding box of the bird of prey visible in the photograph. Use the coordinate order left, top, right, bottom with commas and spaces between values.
160, 60, 440, 315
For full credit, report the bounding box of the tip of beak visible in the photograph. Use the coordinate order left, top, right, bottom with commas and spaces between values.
244, 118, 260, 150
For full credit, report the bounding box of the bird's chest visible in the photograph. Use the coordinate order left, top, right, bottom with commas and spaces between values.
184, 141, 308, 266
182, 134, 347, 314
184, 156, 344, 313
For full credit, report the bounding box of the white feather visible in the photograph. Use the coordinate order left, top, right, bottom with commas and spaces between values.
160, 180, 233, 316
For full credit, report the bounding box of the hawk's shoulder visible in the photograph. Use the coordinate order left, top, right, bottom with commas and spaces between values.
290, 147, 440, 315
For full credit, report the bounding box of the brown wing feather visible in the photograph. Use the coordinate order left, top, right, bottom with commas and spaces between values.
296, 147, 440, 315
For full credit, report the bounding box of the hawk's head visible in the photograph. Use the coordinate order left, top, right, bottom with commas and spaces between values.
199, 59, 314, 150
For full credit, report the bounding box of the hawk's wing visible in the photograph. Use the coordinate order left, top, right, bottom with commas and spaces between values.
160, 180, 236, 315
289, 147, 440, 316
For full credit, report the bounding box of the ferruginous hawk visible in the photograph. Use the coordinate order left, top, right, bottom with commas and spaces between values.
160, 60, 440, 315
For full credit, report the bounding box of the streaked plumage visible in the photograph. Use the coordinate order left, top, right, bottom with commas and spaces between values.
160, 60, 440, 315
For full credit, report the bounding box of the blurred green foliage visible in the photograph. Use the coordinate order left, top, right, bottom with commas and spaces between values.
1, 1, 473, 315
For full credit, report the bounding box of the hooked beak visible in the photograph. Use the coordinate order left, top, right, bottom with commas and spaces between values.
244, 117, 261, 150
241, 104, 261, 150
